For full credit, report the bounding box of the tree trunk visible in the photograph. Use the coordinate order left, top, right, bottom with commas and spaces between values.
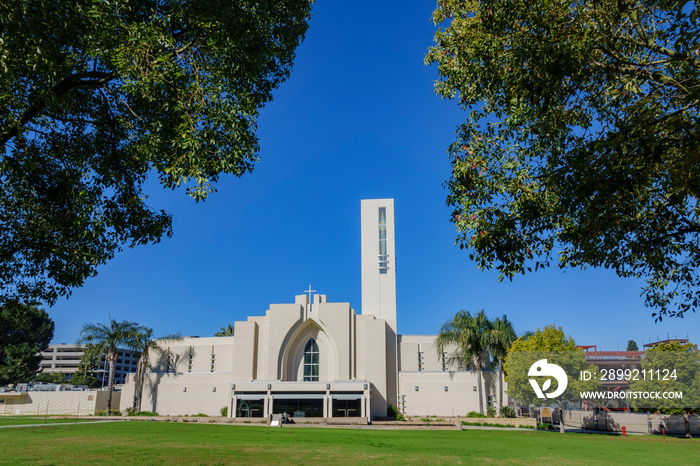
132, 357, 143, 411
137, 354, 148, 412
106, 351, 116, 414
558, 399, 565, 434
498, 358, 504, 415
684, 410, 691, 439
475, 357, 484, 415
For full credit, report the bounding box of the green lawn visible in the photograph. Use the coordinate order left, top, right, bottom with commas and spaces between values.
0, 422, 697, 465
0, 416, 92, 426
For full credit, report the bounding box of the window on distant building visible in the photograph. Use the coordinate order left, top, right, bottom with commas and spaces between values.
303, 339, 319, 381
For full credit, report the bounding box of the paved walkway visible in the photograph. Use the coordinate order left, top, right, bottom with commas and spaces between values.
0, 419, 126, 429
0, 419, 654, 436
460, 425, 536, 432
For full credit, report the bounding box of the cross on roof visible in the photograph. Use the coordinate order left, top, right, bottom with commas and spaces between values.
304, 285, 316, 304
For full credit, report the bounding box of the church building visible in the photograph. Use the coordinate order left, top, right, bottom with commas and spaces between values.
119, 200, 502, 420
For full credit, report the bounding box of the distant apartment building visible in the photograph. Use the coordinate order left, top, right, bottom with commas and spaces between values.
39, 344, 139, 385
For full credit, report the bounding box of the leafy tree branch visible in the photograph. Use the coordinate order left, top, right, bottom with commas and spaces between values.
428, 0, 700, 319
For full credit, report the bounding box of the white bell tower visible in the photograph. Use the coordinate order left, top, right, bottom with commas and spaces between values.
360, 199, 397, 331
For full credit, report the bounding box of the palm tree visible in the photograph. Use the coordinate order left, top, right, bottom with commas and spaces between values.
132, 327, 181, 411
78, 318, 141, 413
435, 310, 492, 415
488, 315, 516, 415
214, 323, 234, 337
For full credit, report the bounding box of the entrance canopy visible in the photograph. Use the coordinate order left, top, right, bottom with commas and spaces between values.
230, 380, 370, 419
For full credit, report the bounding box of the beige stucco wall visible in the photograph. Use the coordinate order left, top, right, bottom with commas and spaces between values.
145, 336, 235, 376
398, 371, 502, 417
397, 335, 505, 417
118, 335, 235, 416
120, 372, 232, 416
2, 390, 118, 416
356, 316, 387, 418
232, 321, 258, 380
399, 335, 482, 372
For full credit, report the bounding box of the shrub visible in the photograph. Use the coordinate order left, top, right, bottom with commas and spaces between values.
537, 422, 553, 430
461, 421, 516, 428
500, 406, 515, 418
126, 410, 158, 417
487, 405, 497, 418
466, 411, 485, 418
194, 413, 208, 417
388, 404, 405, 421
220, 406, 228, 417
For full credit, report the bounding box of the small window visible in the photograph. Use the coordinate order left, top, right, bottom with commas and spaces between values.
418, 351, 424, 371
303, 339, 319, 381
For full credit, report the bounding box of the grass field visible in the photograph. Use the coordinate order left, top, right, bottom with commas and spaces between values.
0, 421, 697, 465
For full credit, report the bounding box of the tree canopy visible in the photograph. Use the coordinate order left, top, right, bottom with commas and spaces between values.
214, 323, 235, 337
78, 318, 142, 411
0, 303, 54, 385
133, 327, 181, 411
436, 309, 493, 414
427, 0, 700, 320
0, 0, 313, 307
488, 315, 517, 412
629, 341, 700, 412
70, 343, 101, 388
504, 325, 599, 432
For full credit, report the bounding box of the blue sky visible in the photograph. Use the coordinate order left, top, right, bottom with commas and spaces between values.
48, 1, 696, 350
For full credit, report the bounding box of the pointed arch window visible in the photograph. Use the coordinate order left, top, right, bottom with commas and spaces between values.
303, 339, 319, 381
